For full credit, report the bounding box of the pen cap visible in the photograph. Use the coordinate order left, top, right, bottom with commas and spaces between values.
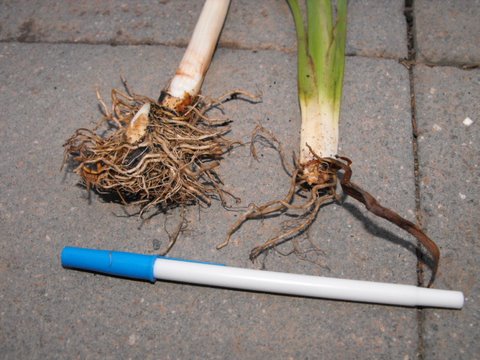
61, 246, 157, 283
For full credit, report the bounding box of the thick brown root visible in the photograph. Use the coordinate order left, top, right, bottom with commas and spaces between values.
327, 156, 440, 287
63, 88, 253, 214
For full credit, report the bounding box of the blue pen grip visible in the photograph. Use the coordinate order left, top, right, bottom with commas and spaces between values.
61, 247, 157, 283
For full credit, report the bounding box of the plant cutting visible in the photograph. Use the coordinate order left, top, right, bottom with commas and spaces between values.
219, 0, 440, 286
64, 0, 253, 217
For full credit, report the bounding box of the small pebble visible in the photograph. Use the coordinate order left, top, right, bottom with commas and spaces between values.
128, 334, 136, 346
463, 117, 473, 126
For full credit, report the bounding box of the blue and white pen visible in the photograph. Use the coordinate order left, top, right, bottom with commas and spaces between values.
61, 247, 464, 309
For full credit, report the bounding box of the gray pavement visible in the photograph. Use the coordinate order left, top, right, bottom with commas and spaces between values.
0, 1, 478, 359
415, 0, 480, 65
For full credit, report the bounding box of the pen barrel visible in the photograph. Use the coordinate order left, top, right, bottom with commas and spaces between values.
154, 259, 464, 309
61, 247, 464, 308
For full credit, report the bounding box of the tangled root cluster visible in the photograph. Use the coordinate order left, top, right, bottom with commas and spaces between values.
219, 138, 338, 260
64, 88, 241, 213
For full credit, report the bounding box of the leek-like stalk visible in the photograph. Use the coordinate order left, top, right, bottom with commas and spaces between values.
162, 0, 231, 110
288, 0, 346, 166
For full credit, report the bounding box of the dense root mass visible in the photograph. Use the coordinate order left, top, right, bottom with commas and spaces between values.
64, 88, 240, 213
221, 129, 440, 287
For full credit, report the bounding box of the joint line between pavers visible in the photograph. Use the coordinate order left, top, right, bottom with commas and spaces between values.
405, 0, 427, 358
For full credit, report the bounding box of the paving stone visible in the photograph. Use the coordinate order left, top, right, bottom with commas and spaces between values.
415, 0, 480, 64
0, 0, 407, 57
414, 65, 480, 359
0, 42, 419, 359
347, 0, 408, 58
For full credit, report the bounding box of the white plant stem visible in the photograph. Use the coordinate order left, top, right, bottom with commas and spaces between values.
167, 0, 231, 100
299, 97, 338, 163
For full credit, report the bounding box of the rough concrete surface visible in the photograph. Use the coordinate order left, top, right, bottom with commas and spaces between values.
415, 0, 480, 64
0, 1, 477, 359
0, 0, 407, 57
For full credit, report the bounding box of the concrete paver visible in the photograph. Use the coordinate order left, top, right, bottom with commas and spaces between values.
415, 0, 480, 64
415, 65, 479, 359
347, 0, 407, 58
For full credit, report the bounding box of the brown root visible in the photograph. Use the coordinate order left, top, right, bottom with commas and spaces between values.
218, 164, 337, 260
223, 130, 440, 287
160, 206, 187, 256
63, 88, 255, 215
